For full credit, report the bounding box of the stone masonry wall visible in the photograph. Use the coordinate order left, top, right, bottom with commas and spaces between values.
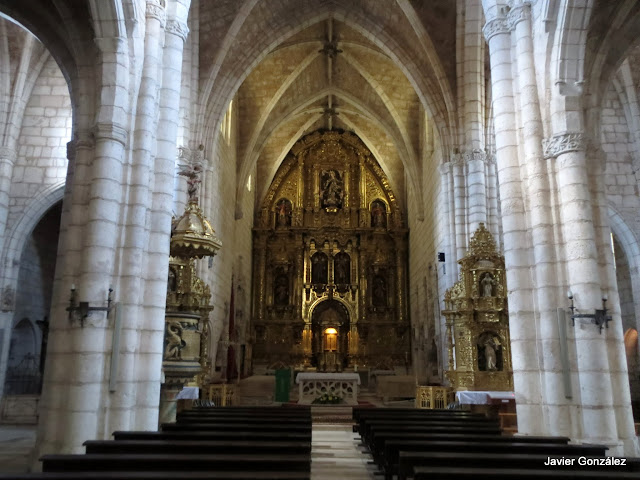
8, 57, 70, 232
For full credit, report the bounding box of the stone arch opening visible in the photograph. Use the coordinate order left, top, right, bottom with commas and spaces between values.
310, 299, 350, 372
0, 200, 60, 420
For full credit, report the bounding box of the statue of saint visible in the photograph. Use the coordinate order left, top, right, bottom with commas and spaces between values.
276, 199, 291, 227
481, 273, 495, 297
321, 170, 343, 208
484, 338, 497, 371
371, 201, 386, 227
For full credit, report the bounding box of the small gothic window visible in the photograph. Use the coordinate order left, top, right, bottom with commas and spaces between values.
311, 252, 328, 284
275, 198, 292, 227
334, 252, 351, 285
371, 199, 387, 228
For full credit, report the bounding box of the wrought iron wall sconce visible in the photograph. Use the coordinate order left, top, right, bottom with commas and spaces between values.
67, 284, 114, 327
567, 289, 612, 334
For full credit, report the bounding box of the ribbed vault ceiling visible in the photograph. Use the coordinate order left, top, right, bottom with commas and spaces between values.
198, 0, 457, 215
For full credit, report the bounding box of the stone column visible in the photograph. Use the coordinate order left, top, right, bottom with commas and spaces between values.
136, 0, 191, 430
550, 132, 621, 447
511, 2, 561, 435
588, 145, 638, 454
112, 0, 166, 435
465, 150, 488, 232
0, 146, 17, 259
452, 158, 467, 262
484, 11, 541, 432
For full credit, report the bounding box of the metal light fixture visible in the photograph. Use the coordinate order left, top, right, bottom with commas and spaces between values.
67, 284, 114, 327
567, 289, 612, 334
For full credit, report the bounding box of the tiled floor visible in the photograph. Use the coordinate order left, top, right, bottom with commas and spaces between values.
311, 424, 378, 480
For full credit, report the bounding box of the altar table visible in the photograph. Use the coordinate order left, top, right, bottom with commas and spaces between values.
295, 372, 360, 405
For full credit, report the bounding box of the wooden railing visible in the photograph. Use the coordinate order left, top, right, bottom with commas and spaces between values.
415, 386, 455, 409
205, 383, 238, 406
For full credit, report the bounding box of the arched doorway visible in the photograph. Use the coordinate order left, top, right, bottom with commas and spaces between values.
310, 300, 350, 372
1, 201, 60, 422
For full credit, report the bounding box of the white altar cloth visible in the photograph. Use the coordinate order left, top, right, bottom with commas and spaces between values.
295, 372, 361, 384
455, 390, 515, 404
175, 386, 200, 400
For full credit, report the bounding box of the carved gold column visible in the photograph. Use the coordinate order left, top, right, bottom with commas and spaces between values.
255, 236, 267, 323
395, 238, 406, 324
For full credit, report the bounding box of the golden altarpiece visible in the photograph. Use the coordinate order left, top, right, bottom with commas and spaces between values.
443, 224, 513, 391
251, 131, 409, 372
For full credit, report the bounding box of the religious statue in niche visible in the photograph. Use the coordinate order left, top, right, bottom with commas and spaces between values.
167, 268, 177, 294
477, 332, 502, 371
320, 169, 344, 209
334, 252, 351, 285
312, 252, 329, 284
275, 198, 292, 227
371, 199, 387, 228
480, 272, 496, 297
274, 273, 289, 306
372, 275, 387, 307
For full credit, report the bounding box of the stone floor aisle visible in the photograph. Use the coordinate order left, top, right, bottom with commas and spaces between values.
311, 424, 378, 480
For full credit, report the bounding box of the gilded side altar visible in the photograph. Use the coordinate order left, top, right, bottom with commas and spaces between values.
443, 224, 513, 391
252, 131, 409, 372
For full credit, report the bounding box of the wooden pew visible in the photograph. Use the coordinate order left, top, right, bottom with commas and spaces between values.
112, 430, 311, 443
352, 407, 481, 422
0, 472, 311, 480
160, 422, 312, 432
378, 440, 608, 480
83, 439, 312, 455
369, 432, 570, 461
174, 416, 310, 425
412, 466, 640, 480
40, 453, 311, 473
360, 420, 501, 443
397, 452, 640, 480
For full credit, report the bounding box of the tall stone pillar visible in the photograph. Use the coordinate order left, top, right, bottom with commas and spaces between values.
511, 2, 562, 435
0, 146, 17, 259
114, 0, 166, 435
137, 0, 191, 430
483, 8, 541, 433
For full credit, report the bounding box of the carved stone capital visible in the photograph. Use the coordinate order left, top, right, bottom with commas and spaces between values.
507, 3, 531, 30
146, 0, 166, 26
438, 163, 451, 175
464, 149, 488, 163
542, 133, 587, 159
166, 19, 189, 41
483, 17, 510, 42
93, 122, 128, 146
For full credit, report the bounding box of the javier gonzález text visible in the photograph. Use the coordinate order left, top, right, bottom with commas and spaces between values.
544, 456, 627, 466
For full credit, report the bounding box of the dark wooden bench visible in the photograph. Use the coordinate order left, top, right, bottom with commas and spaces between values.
412, 466, 640, 480
369, 432, 570, 461
353, 408, 483, 421
83, 439, 311, 455
360, 420, 501, 443
0, 472, 310, 480
175, 415, 310, 424
112, 430, 311, 442
379, 440, 608, 480
397, 452, 640, 480
160, 422, 312, 432
40, 453, 311, 473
